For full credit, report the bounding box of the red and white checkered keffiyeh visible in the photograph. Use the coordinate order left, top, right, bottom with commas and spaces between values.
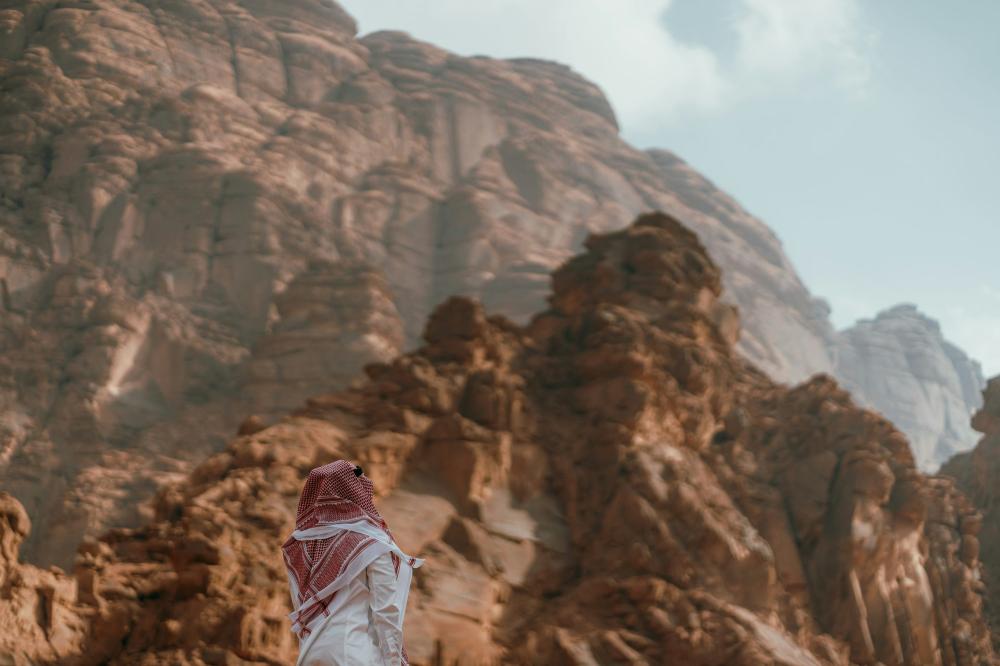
282, 460, 412, 662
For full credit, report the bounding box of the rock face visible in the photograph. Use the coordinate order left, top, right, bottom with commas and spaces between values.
942, 377, 1000, 649
0, 491, 88, 664
241, 259, 404, 420
2, 214, 993, 665
0, 0, 981, 569
644, 149, 838, 380
836, 304, 985, 471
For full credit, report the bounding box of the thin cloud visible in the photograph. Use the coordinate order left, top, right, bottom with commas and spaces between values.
340, 0, 876, 129
733, 0, 874, 95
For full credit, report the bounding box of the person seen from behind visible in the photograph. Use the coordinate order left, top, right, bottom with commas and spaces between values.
282, 460, 423, 665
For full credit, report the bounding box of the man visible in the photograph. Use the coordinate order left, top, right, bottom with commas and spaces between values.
283, 460, 423, 665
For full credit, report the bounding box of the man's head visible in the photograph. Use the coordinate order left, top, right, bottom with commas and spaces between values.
294, 459, 379, 529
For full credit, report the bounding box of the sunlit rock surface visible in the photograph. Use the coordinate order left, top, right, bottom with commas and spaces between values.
943, 376, 1000, 653
1, 214, 993, 665
0, 0, 981, 573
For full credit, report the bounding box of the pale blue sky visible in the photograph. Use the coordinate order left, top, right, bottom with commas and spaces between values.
341, 0, 1000, 376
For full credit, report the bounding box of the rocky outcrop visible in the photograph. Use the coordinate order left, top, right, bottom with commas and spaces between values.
512, 215, 990, 665
0, 262, 247, 565
942, 377, 1000, 650
836, 304, 985, 471
2, 213, 990, 665
241, 259, 404, 419
0, 491, 88, 664
645, 149, 838, 380
646, 158, 984, 473
0, 0, 981, 570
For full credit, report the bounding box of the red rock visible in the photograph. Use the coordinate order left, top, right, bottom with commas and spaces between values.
8, 212, 974, 664
0, 0, 978, 574
943, 376, 1000, 653
0, 0, 994, 661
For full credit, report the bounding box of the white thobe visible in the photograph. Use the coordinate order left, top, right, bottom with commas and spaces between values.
288, 520, 422, 666
295, 551, 413, 665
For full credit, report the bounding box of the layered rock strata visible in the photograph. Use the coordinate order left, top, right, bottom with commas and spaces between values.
0, 0, 980, 571
1, 213, 992, 665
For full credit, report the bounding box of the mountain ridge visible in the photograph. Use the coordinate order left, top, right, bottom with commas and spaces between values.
1, 212, 993, 664
0, 0, 983, 573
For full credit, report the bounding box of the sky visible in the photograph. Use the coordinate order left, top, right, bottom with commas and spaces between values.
340, 0, 1000, 376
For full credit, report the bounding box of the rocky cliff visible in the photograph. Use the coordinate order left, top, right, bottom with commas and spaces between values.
0, 0, 980, 571
836, 304, 985, 471
0, 214, 993, 665
942, 377, 1000, 650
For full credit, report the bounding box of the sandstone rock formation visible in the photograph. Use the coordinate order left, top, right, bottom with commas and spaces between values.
0, 491, 88, 664
836, 304, 985, 471
942, 376, 1000, 650
0, 0, 981, 572
2, 213, 992, 665
241, 259, 404, 420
